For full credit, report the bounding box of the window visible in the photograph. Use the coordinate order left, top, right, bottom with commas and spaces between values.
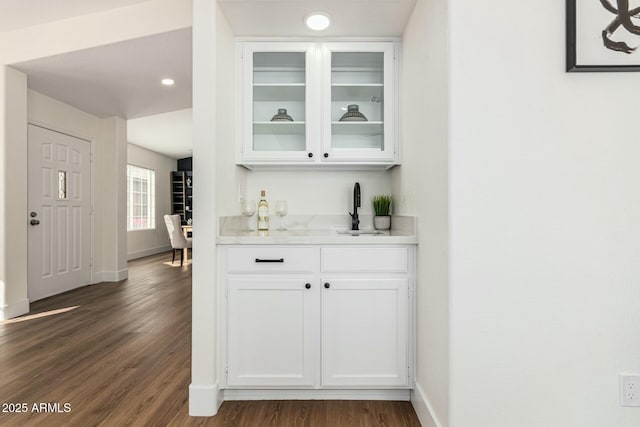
58, 171, 67, 199
127, 165, 155, 231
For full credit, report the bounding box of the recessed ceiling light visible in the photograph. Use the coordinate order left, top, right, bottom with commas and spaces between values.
161, 78, 175, 86
305, 12, 331, 31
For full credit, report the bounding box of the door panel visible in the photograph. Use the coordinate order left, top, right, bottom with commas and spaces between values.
227, 277, 316, 387
321, 42, 397, 162
28, 125, 91, 302
321, 277, 408, 387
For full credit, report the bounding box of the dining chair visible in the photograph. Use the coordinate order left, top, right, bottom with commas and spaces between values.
164, 215, 192, 267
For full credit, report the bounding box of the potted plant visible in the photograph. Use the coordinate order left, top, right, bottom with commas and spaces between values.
372, 195, 392, 230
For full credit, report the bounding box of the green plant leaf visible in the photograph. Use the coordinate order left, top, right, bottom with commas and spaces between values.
372, 195, 392, 216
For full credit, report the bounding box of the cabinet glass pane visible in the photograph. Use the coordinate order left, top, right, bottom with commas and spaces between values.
253, 52, 306, 152
331, 52, 384, 151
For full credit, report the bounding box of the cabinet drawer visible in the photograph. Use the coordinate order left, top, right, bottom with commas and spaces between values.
321, 247, 408, 273
227, 247, 315, 273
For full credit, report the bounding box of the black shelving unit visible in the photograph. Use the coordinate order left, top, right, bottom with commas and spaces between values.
171, 171, 192, 225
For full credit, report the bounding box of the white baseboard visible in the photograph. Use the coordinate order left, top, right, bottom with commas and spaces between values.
127, 245, 172, 261
411, 381, 443, 427
224, 389, 411, 401
1, 298, 30, 320
189, 383, 222, 416
93, 269, 128, 283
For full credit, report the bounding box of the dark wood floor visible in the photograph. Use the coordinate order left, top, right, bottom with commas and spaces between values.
0, 252, 420, 426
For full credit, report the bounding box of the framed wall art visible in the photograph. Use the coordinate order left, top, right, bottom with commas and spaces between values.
567, 0, 640, 71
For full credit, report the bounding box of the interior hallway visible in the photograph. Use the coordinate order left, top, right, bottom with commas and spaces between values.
0, 252, 419, 426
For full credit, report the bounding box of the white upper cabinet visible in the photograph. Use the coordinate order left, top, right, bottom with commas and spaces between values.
237, 41, 399, 168
239, 42, 319, 163
321, 43, 397, 163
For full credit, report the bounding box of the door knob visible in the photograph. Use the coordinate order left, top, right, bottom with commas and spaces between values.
324, 282, 330, 289
30, 219, 40, 226
305, 283, 311, 289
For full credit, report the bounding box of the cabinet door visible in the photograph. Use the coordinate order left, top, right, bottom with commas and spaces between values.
321, 42, 397, 162
321, 277, 408, 387
227, 277, 316, 387
240, 42, 320, 162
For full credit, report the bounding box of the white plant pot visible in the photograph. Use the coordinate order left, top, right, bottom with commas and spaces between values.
374, 215, 391, 230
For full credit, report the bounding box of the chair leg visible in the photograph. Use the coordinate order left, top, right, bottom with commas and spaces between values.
180, 249, 184, 267
172, 249, 176, 264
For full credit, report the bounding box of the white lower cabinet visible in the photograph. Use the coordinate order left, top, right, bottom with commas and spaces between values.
221, 245, 413, 391
321, 278, 408, 387
226, 277, 316, 387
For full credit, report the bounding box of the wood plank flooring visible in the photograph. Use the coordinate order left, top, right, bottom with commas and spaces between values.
0, 252, 420, 427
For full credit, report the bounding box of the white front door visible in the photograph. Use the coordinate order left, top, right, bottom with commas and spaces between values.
27, 124, 91, 302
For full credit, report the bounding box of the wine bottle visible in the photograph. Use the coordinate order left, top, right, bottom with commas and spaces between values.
257, 190, 270, 231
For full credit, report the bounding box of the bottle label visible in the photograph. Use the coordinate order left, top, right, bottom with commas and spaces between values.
258, 206, 269, 230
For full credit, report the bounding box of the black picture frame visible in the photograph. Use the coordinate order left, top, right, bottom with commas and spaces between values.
567, 0, 640, 72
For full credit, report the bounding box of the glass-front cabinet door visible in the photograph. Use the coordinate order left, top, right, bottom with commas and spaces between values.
321, 43, 397, 162
240, 42, 319, 162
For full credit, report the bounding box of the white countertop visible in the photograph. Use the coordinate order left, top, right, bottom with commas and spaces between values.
216, 215, 418, 245
217, 229, 417, 245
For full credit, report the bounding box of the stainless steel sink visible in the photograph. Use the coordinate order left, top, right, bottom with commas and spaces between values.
336, 230, 382, 236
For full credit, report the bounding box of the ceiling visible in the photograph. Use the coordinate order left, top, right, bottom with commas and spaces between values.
128, 109, 193, 159
13, 28, 192, 120
7, 0, 417, 159
0, 0, 151, 32
217, 0, 417, 37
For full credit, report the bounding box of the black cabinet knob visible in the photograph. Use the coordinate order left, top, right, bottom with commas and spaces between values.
323, 153, 329, 158
305, 283, 311, 289
324, 283, 330, 289
308, 152, 314, 158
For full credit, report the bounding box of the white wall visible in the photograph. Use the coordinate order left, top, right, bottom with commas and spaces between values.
0, 0, 191, 319
215, 8, 246, 217
96, 117, 128, 282
246, 170, 391, 217
449, 1, 640, 426
0, 66, 5, 317
0, 0, 191, 65
0, 87, 130, 319
392, 0, 449, 425
0, 66, 28, 320
113, 117, 128, 279
127, 143, 175, 260
190, 0, 219, 416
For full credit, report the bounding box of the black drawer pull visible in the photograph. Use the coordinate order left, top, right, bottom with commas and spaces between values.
255, 258, 284, 263
305, 283, 311, 289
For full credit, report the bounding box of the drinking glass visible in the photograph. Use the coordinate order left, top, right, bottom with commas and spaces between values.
240, 199, 256, 231
275, 200, 288, 231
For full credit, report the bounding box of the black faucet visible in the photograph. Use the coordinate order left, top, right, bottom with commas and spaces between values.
349, 182, 361, 230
